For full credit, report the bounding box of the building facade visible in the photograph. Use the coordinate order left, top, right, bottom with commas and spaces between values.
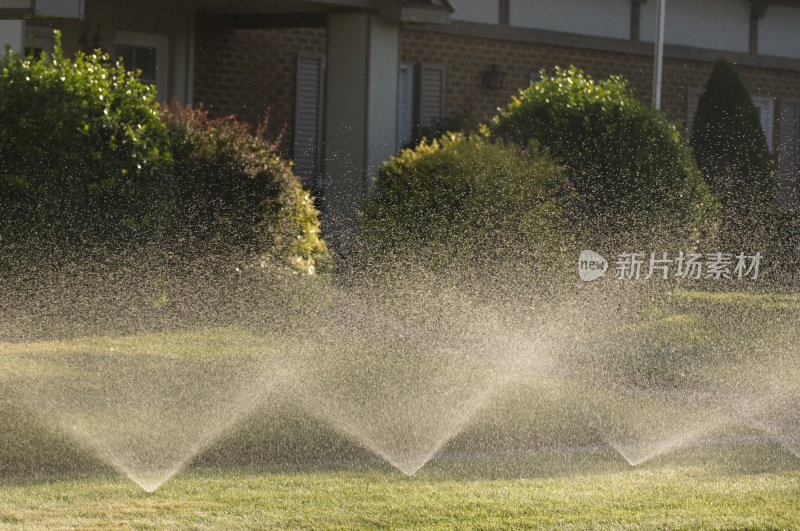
2, 0, 799, 244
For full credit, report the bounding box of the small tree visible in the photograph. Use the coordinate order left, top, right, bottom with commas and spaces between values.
690, 59, 777, 249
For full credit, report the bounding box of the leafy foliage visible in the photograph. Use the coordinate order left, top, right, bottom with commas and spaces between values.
163, 104, 329, 274
0, 32, 328, 274
690, 59, 777, 249
0, 31, 171, 245
361, 131, 574, 274
492, 66, 718, 248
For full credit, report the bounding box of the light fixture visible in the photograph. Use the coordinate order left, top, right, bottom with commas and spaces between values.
481, 64, 508, 90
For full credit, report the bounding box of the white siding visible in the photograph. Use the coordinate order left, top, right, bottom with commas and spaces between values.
640, 0, 749, 53
35, 0, 83, 18
0, 19, 24, 57
450, 0, 499, 24
509, 0, 630, 40
758, 5, 800, 59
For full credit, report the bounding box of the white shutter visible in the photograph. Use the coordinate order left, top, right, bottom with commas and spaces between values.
777, 99, 799, 211
294, 52, 325, 187
416, 63, 445, 132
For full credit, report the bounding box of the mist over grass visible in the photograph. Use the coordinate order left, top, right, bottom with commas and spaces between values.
1, 240, 798, 493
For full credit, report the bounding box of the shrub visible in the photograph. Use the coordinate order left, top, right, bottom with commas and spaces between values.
0, 31, 171, 246
162, 104, 329, 275
360, 130, 575, 276
491, 66, 718, 249
409, 108, 479, 149
690, 59, 777, 249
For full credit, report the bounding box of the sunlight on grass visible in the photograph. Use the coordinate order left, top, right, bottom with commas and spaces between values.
1, 455, 798, 529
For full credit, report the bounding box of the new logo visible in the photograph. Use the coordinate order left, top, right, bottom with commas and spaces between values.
578, 250, 608, 282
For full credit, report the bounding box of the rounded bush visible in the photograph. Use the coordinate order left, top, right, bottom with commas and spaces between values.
163, 104, 329, 275
492, 66, 718, 248
0, 32, 171, 245
360, 131, 574, 273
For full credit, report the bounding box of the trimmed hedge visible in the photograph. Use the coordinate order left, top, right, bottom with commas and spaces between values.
690, 59, 777, 250
492, 66, 719, 249
360, 131, 574, 272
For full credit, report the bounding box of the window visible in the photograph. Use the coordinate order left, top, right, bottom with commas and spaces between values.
397, 63, 414, 150
687, 89, 775, 152
685, 88, 703, 134
115, 31, 168, 102
25, 26, 54, 56
392, 62, 444, 148
751, 95, 775, 152
415, 63, 445, 136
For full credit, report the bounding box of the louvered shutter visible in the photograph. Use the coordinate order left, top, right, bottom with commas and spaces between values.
777, 99, 799, 210
415, 63, 444, 133
294, 52, 325, 187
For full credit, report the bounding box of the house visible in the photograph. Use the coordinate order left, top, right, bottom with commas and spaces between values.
2, 0, 799, 248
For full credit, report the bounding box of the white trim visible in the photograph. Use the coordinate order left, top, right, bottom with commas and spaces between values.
114, 30, 169, 102
397, 62, 414, 149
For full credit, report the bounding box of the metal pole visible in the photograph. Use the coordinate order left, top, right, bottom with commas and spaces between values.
653, 0, 666, 110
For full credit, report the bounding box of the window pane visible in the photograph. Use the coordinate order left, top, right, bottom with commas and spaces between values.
136, 46, 157, 84
116, 44, 134, 70
115, 44, 157, 85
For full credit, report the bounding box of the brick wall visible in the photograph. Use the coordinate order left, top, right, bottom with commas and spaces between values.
193, 19, 800, 154
400, 28, 800, 134
193, 14, 326, 154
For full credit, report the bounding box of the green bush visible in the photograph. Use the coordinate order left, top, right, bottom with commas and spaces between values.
492, 66, 718, 249
0, 31, 328, 274
360, 131, 575, 274
690, 59, 777, 249
163, 104, 329, 274
0, 31, 171, 245
410, 108, 479, 149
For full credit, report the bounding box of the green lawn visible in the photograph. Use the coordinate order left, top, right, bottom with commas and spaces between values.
1, 448, 799, 529
1, 288, 799, 528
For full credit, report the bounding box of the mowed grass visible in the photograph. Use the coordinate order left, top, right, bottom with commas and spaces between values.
1, 451, 799, 530
2, 288, 799, 528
